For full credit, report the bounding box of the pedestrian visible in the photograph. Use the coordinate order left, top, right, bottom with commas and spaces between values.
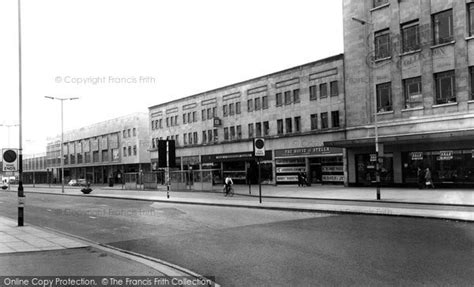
425, 168, 435, 189
417, 167, 425, 189
297, 172, 303, 187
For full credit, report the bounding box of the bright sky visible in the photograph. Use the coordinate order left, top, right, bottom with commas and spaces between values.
0, 0, 343, 155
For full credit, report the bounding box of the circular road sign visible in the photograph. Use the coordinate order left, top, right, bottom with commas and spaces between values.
255, 139, 264, 149
3, 150, 17, 163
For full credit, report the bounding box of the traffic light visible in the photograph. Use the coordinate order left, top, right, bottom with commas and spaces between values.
253, 138, 265, 157
158, 140, 167, 167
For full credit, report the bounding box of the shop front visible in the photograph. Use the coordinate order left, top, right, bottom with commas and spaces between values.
274, 146, 344, 185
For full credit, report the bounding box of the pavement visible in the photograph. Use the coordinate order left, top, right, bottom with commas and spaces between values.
7, 183, 474, 222
0, 216, 218, 285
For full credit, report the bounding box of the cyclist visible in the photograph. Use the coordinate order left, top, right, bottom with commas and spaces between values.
224, 175, 234, 196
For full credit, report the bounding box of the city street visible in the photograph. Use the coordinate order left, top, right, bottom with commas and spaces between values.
1, 192, 473, 286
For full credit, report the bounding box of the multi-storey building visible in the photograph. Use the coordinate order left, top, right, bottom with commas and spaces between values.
328, 0, 474, 186
149, 55, 346, 185
22, 153, 48, 184
46, 113, 150, 184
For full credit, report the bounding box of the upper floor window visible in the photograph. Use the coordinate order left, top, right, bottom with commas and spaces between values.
401, 21, 420, 53
213, 107, 217, 117
376, 82, 393, 112
433, 10, 453, 45
403, 76, 423, 109
321, 112, 328, 129
229, 103, 235, 115
320, 83, 328, 98
285, 118, 292, 133
193, 111, 197, 122
294, 116, 301, 132
235, 103, 241, 114
202, 131, 207, 143
202, 110, 206, 121
224, 127, 229, 141
247, 99, 254, 112
255, 98, 261, 110
183, 114, 187, 124
256, 122, 262, 137
223, 104, 228, 117
374, 29, 391, 59
248, 123, 254, 138
469, 3, 474, 37
373, 0, 388, 8
309, 85, 317, 101
277, 119, 284, 135
330, 81, 338, 97
284, 91, 292, 105
310, 114, 318, 130
263, 121, 269, 136
293, 89, 300, 103
435, 70, 456, 104
207, 130, 213, 143
132, 128, 136, 136
230, 127, 235, 140
470, 67, 474, 100
236, 125, 242, 139
262, 96, 269, 109
331, 111, 340, 128
276, 93, 283, 106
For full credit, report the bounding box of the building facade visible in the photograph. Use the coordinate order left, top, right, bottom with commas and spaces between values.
22, 153, 48, 184
149, 55, 346, 185
329, 0, 474, 186
46, 113, 150, 184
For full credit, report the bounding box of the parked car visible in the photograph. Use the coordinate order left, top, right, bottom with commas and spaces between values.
77, 179, 88, 187
68, 179, 78, 186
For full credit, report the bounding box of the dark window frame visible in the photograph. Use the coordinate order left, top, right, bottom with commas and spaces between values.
435, 70, 456, 104
374, 29, 391, 60
376, 82, 393, 112
401, 20, 420, 53
432, 9, 453, 45
403, 76, 423, 109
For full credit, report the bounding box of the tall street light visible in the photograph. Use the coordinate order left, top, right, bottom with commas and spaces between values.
18, 0, 25, 226
352, 16, 381, 200
45, 96, 79, 193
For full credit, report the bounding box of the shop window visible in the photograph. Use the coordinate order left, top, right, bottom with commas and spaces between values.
320, 83, 328, 98
276, 93, 283, 106
376, 82, 392, 112
403, 77, 422, 108
435, 70, 456, 104
433, 10, 453, 45
256, 122, 262, 137
248, 123, 254, 138
263, 121, 269, 136
236, 103, 241, 114
310, 114, 318, 130
401, 21, 420, 53
321, 112, 328, 129
330, 81, 338, 97
331, 111, 340, 128
262, 96, 269, 109
277, 119, 284, 135
284, 91, 292, 105
356, 154, 393, 185
285, 118, 292, 133
294, 116, 301, 132
309, 85, 317, 101
247, 99, 253, 112
293, 89, 300, 103
374, 29, 391, 59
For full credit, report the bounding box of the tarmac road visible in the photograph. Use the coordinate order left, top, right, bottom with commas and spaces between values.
0, 192, 473, 286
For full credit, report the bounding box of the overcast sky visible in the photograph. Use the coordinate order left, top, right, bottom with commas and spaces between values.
0, 0, 343, 155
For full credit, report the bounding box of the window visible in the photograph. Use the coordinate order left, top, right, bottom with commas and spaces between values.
293, 89, 300, 103
175, 115, 178, 125
247, 99, 253, 112
187, 113, 191, 123
403, 77, 423, 108
331, 111, 340, 128
310, 114, 318, 130
223, 105, 228, 117
202, 110, 206, 121
469, 3, 474, 36
133, 145, 137, 156
284, 91, 292, 105
202, 131, 207, 143
248, 123, 254, 138
230, 126, 235, 140
256, 122, 262, 137
330, 81, 338, 97
277, 119, 284, 135
470, 67, 474, 100
224, 127, 229, 140
123, 130, 126, 138
236, 102, 241, 114
401, 21, 420, 53
321, 112, 328, 129
285, 118, 292, 133
213, 129, 218, 142
128, 146, 132, 156
123, 147, 127, 156
102, 150, 109, 161
236, 125, 242, 139
133, 128, 136, 136
183, 114, 187, 124
320, 83, 328, 98
127, 129, 131, 137
184, 134, 187, 145
294, 116, 301, 132
175, 135, 179, 146
229, 103, 235, 115
263, 121, 269, 136
170, 117, 174, 126
374, 29, 391, 59
208, 108, 212, 119
309, 85, 317, 101
376, 82, 393, 112
435, 70, 456, 104
159, 119, 162, 128
208, 130, 213, 143
262, 96, 268, 109
193, 111, 197, 122
373, 0, 388, 8
166, 118, 169, 127
433, 10, 453, 45
276, 93, 283, 106
193, 132, 198, 143
255, 98, 261, 110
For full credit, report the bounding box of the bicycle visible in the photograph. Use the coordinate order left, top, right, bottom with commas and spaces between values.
223, 185, 234, 197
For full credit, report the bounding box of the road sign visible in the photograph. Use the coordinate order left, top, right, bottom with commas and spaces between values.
254, 138, 265, 157
2, 149, 18, 172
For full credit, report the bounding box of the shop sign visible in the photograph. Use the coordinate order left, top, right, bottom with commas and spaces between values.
322, 166, 344, 172
437, 151, 453, 161
182, 156, 200, 165
275, 146, 342, 157
410, 152, 423, 161
370, 154, 377, 162
276, 175, 298, 182
322, 175, 344, 182
202, 151, 271, 163
276, 167, 306, 173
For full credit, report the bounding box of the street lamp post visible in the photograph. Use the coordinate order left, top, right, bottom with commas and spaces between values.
352, 16, 381, 200
45, 96, 79, 193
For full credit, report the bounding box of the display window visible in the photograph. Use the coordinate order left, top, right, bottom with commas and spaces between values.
356, 153, 393, 185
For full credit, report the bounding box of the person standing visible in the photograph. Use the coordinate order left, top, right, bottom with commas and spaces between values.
425, 168, 435, 189
417, 167, 425, 189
